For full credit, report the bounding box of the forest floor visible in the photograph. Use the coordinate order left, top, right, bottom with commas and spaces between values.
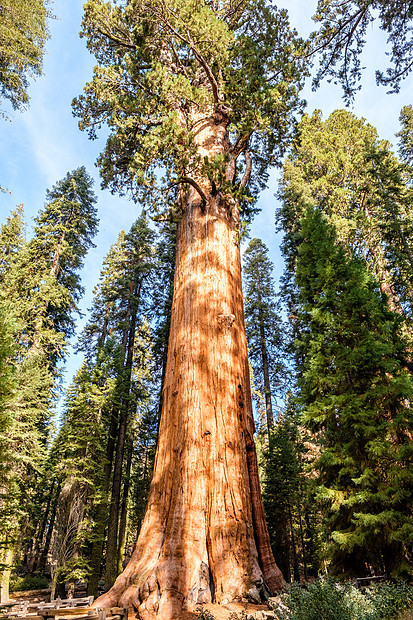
168, 602, 269, 619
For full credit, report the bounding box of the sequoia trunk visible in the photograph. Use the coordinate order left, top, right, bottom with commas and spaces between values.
95, 113, 284, 619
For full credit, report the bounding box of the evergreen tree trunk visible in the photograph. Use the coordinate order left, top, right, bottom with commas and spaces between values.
257, 294, 274, 434
87, 408, 118, 597
298, 507, 308, 581
288, 508, 299, 583
105, 291, 139, 589
32, 482, 54, 572
0, 543, 14, 603
38, 481, 61, 575
117, 435, 133, 574
95, 113, 284, 619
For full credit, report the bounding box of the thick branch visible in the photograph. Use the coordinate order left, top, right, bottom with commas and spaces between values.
240, 150, 252, 188
95, 25, 138, 52
168, 176, 208, 204
232, 132, 253, 159
343, 9, 365, 95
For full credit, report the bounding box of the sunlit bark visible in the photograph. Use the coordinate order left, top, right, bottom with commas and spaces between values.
95, 112, 284, 619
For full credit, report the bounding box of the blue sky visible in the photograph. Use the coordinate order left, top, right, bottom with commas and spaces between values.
1, 0, 413, 393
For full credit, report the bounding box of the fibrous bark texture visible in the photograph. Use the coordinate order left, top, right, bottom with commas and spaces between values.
95, 113, 285, 619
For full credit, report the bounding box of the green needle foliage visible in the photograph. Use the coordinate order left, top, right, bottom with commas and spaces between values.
262, 406, 317, 583
44, 215, 162, 594
243, 237, 286, 433
0, 169, 98, 597
273, 579, 413, 620
397, 104, 413, 168
295, 207, 413, 578
28, 166, 98, 363
0, 0, 51, 114
73, 0, 307, 212
278, 109, 413, 318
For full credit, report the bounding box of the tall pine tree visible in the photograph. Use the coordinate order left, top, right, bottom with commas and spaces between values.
295, 207, 413, 578
243, 238, 285, 437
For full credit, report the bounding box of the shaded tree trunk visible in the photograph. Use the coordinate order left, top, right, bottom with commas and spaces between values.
117, 435, 133, 574
38, 481, 61, 575
105, 293, 139, 590
87, 407, 118, 597
31, 482, 54, 572
95, 112, 284, 619
257, 290, 274, 435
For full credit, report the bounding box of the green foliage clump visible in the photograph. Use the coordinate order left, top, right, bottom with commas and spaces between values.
292, 207, 413, 577
0, 0, 51, 114
74, 0, 307, 214
274, 579, 413, 620
365, 582, 413, 620
10, 574, 49, 592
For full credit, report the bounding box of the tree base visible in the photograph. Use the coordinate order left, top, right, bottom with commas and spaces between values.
94, 540, 285, 619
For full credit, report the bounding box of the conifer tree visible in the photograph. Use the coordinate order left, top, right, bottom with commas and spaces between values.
0, 206, 48, 602
295, 207, 413, 578
28, 166, 98, 364
397, 105, 413, 168
0, 169, 98, 597
104, 215, 156, 590
150, 222, 176, 419
243, 238, 285, 436
69, 216, 158, 596
278, 109, 413, 317
262, 405, 317, 583
79, 232, 129, 597
74, 1, 307, 613
0, 0, 51, 114
49, 361, 113, 598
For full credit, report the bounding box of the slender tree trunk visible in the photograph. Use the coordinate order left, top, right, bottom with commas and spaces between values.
117, 435, 133, 574
94, 112, 284, 619
32, 482, 54, 572
298, 506, 308, 581
87, 406, 119, 597
257, 291, 274, 435
38, 481, 61, 575
288, 508, 299, 583
0, 543, 14, 603
105, 289, 139, 589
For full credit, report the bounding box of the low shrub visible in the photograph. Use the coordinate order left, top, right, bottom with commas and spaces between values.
365, 581, 413, 620
10, 574, 49, 592
272, 578, 413, 620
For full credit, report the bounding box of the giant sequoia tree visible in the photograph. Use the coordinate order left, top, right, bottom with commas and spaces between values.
74, 0, 306, 617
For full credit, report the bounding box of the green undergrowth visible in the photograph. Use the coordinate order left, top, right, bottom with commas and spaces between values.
195, 580, 413, 620
273, 579, 413, 620
10, 574, 49, 592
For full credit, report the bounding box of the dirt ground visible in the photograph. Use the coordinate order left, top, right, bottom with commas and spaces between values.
133, 602, 271, 620
181, 602, 267, 619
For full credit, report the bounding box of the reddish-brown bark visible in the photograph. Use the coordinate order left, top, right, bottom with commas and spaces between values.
94, 113, 285, 619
